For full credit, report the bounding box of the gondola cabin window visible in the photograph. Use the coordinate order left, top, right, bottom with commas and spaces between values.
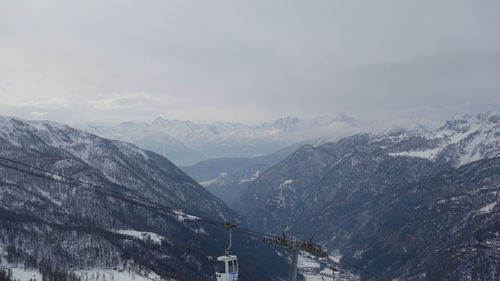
217, 260, 226, 273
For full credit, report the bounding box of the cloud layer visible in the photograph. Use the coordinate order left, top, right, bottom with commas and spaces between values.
0, 0, 499, 125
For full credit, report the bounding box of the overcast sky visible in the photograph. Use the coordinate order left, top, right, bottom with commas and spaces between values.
1, 0, 499, 125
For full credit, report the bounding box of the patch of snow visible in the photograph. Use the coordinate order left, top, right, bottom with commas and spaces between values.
194, 227, 207, 235
273, 194, 286, 208
298, 255, 321, 269
389, 147, 442, 160
199, 178, 218, 186
477, 202, 496, 214
457, 130, 499, 166
36, 188, 62, 206
371, 132, 410, 144
172, 210, 201, 222
298, 254, 329, 281
239, 171, 261, 184
239, 178, 253, 184
74, 268, 173, 281
353, 249, 365, 259
115, 230, 164, 244
7, 267, 42, 281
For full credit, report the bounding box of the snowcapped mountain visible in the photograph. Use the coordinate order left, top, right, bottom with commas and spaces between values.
385, 111, 500, 166
78, 114, 359, 166
238, 111, 500, 280
0, 116, 287, 281
79, 121, 206, 167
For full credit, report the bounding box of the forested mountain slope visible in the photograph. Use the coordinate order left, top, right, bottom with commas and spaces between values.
0, 116, 287, 281
239, 112, 500, 280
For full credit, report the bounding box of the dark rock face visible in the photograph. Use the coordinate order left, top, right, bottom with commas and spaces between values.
239, 112, 500, 280
0, 116, 287, 281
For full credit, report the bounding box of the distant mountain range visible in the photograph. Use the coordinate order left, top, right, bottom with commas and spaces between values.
0, 116, 287, 281
237, 111, 500, 280
2, 111, 498, 281
78, 114, 359, 166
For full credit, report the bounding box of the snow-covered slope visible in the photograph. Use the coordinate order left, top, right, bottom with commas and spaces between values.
239, 111, 500, 281
384, 111, 500, 166
79, 121, 206, 166
78, 115, 358, 166
0, 115, 287, 281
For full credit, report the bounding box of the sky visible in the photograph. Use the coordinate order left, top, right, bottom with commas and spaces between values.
0, 0, 499, 126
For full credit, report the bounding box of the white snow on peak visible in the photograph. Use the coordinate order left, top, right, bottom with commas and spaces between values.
272, 179, 295, 208
387, 112, 500, 166
298, 254, 358, 281
78, 114, 359, 161
199, 178, 218, 186
298, 255, 321, 269
172, 210, 201, 221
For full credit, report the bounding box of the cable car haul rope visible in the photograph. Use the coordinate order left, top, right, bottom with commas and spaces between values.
0, 155, 380, 281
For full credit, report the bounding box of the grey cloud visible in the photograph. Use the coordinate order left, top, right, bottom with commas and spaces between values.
0, 0, 499, 125
29, 111, 48, 117
8, 98, 69, 110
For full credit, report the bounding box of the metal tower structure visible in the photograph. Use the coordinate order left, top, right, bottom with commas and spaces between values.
263, 234, 328, 281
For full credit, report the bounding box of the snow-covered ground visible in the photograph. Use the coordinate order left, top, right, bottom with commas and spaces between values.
5, 267, 42, 281
73, 268, 172, 281
1, 264, 176, 281
298, 254, 359, 281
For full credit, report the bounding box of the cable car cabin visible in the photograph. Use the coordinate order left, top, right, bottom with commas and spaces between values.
216, 255, 238, 281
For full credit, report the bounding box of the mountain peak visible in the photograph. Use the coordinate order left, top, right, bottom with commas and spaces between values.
441, 110, 500, 133
81, 114, 363, 164
272, 116, 300, 131
476, 110, 500, 123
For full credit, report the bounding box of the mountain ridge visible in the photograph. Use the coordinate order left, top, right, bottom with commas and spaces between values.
0, 115, 287, 281
77, 114, 359, 166
238, 111, 500, 280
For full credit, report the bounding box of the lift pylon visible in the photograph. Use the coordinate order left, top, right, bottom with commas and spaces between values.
263, 233, 327, 281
